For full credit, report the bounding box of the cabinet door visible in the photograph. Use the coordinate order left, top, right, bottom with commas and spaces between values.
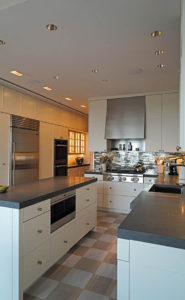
117, 260, 129, 300
53, 125, 68, 140
103, 194, 133, 213
145, 95, 162, 152
88, 100, 107, 152
162, 93, 179, 152
0, 112, 10, 185
39, 122, 54, 179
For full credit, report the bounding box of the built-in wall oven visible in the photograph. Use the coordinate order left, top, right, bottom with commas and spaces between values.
54, 139, 68, 176
50, 191, 76, 233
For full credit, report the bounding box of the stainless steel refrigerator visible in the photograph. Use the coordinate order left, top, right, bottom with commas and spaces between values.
11, 115, 39, 186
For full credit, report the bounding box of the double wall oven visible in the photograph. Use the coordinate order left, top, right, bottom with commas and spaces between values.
54, 139, 68, 176
50, 190, 76, 233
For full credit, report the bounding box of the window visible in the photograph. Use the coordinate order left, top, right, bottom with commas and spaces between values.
68, 130, 86, 154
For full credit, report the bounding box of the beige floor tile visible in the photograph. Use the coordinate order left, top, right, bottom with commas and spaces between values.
46, 283, 82, 300
75, 257, 101, 273
95, 262, 117, 280
26, 277, 59, 299
62, 254, 81, 268
78, 290, 109, 300
85, 274, 116, 296
24, 295, 40, 300
110, 244, 117, 253
44, 264, 70, 281
78, 237, 96, 247
105, 227, 117, 235
99, 234, 116, 243
84, 248, 108, 261
104, 252, 117, 265
93, 240, 113, 251
97, 221, 111, 229
61, 268, 93, 288
86, 231, 103, 239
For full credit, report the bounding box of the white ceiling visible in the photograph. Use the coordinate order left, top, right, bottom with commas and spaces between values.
0, 0, 180, 115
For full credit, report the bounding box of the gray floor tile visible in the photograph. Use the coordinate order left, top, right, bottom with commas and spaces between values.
84, 248, 108, 261
78, 237, 96, 247
26, 277, 59, 300
62, 254, 81, 268
99, 234, 116, 243
78, 290, 109, 300
46, 282, 82, 300
61, 268, 93, 288
96, 262, 117, 280
111, 284, 117, 299
85, 274, 116, 296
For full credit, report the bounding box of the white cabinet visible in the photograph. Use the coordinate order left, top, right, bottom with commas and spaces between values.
145, 95, 162, 152
88, 100, 108, 152
0, 112, 10, 185
146, 93, 179, 152
117, 260, 129, 300
53, 125, 68, 140
162, 93, 179, 152
39, 122, 54, 179
84, 174, 104, 208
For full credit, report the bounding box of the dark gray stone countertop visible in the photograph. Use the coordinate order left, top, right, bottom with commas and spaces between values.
0, 176, 97, 209
84, 169, 103, 175
118, 174, 185, 249
68, 164, 90, 169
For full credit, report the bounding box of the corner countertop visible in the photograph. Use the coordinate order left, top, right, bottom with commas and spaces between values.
118, 173, 185, 250
68, 163, 90, 169
0, 176, 97, 209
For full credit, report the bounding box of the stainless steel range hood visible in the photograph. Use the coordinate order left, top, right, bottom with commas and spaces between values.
105, 96, 145, 139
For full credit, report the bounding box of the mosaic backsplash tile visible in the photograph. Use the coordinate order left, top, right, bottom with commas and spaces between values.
94, 151, 185, 172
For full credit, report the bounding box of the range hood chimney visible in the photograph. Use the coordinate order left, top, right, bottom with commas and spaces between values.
105, 96, 145, 139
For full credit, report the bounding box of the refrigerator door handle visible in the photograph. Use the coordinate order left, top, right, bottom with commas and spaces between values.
12, 142, 16, 186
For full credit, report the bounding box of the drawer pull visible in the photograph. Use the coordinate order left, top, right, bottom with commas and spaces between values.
134, 189, 136, 191
64, 240, 68, 243
149, 180, 152, 182
86, 222, 90, 225
109, 200, 112, 203
37, 230, 43, 234
38, 207, 42, 212
37, 260, 43, 265
86, 188, 90, 191
86, 199, 90, 202
109, 187, 112, 190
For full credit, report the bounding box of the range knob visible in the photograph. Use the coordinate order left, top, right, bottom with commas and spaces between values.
122, 177, 127, 181
119, 176, 122, 182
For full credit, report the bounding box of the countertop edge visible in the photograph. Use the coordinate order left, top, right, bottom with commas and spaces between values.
68, 164, 90, 169
0, 178, 97, 209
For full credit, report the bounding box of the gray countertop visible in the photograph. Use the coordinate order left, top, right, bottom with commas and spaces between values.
68, 164, 90, 169
0, 176, 97, 209
118, 173, 185, 249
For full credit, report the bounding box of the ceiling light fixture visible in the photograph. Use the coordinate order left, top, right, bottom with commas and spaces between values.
10, 70, 23, 77
81, 105, 86, 108
157, 64, 166, 68
65, 98, 72, 101
92, 69, 99, 73
155, 50, 164, 55
151, 30, 162, 38
46, 24, 57, 31
0, 40, 5, 46
43, 86, 52, 91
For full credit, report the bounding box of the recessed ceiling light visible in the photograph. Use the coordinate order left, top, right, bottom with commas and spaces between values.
0, 40, 5, 46
53, 75, 60, 80
157, 64, 166, 68
43, 86, 52, 91
46, 24, 57, 31
81, 105, 86, 108
10, 70, 23, 77
65, 97, 72, 101
151, 30, 162, 38
155, 50, 164, 55
92, 69, 99, 73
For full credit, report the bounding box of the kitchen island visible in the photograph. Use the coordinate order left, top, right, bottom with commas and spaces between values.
117, 182, 185, 300
0, 176, 97, 300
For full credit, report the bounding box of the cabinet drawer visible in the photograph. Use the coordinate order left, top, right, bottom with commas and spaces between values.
144, 177, 157, 184
97, 194, 104, 207
23, 211, 50, 255
23, 240, 50, 290
76, 182, 97, 197
76, 190, 97, 212
77, 203, 97, 240
23, 199, 50, 222
103, 182, 136, 196
104, 195, 134, 213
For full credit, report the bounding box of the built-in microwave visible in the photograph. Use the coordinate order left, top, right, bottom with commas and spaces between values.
50, 191, 76, 233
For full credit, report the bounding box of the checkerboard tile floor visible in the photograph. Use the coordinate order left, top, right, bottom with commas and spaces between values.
24, 211, 126, 300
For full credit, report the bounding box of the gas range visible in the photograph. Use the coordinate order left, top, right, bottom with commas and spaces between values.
103, 169, 144, 183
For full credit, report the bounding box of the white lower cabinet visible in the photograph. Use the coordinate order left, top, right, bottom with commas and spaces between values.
84, 174, 104, 209
103, 195, 134, 213
117, 260, 129, 300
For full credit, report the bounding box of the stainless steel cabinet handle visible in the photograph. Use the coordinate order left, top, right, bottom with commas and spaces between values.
86, 199, 90, 202
37, 230, 43, 234
86, 188, 90, 191
109, 187, 112, 189
109, 200, 112, 203
64, 240, 68, 243
86, 222, 90, 225
38, 207, 42, 212
134, 189, 136, 191
37, 260, 43, 265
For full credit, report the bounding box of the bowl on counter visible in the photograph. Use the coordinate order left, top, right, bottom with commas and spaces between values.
75, 157, 84, 166
0, 185, 9, 193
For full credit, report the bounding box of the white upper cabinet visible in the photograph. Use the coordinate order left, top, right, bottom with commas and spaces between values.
162, 93, 179, 152
53, 125, 68, 140
145, 95, 162, 152
0, 112, 10, 185
88, 99, 107, 152
145, 93, 179, 152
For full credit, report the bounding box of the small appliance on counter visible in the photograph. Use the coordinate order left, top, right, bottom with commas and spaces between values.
75, 157, 84, 166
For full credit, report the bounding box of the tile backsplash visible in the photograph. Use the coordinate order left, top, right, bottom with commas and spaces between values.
94, 151, 185, 172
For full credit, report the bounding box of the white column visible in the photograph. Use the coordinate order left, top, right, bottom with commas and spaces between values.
180, 0, 185, 150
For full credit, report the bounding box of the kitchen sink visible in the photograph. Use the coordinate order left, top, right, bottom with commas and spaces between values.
149, 184, 183, 194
